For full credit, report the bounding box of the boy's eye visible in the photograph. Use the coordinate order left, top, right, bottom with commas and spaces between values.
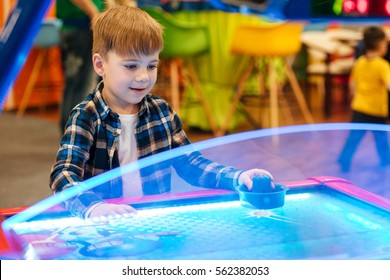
125, 64, 137, 70
148, 65, 158, 70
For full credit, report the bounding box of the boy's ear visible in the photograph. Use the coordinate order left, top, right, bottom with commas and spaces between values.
92, 54, 104, 77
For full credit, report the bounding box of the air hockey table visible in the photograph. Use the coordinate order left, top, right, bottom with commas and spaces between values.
1, 176, 389, 260
1, 124, 390, 260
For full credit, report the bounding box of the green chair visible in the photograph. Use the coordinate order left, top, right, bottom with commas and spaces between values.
144, 7, 209, 57
143, 7, 218, 135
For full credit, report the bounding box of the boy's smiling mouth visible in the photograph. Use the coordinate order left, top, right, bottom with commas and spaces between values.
130, 87, 146, 93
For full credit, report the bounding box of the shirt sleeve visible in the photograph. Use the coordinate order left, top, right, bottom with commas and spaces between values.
49, 107, 103, 218
168, 106, 242, 190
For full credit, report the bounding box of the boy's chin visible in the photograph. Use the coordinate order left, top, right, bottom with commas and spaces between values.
128, 93, 147, 103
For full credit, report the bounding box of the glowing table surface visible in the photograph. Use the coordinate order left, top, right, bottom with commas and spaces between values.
1, 176, 389, 260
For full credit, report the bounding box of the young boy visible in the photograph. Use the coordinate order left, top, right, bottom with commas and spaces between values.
50, 6, 273, 219
338, 26, 390, 172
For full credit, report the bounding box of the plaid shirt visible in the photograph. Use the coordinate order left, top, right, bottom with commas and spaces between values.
50, 81, 242, 218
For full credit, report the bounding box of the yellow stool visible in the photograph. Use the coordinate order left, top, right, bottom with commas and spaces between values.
219, 22, 314, 134
143, 7, 218, 135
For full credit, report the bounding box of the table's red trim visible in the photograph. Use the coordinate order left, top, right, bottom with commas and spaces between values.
0, 206, 28, 218
0, 216, 8, 252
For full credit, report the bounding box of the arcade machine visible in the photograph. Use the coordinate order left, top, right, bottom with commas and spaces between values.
0, 0, 52, 110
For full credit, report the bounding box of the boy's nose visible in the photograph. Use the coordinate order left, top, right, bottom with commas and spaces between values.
135, 69, 149, 83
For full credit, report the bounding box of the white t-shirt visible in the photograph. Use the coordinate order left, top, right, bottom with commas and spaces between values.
118, 113, 143, 197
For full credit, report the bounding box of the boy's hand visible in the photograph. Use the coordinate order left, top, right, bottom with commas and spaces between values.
238, 169, 274, 191
88, 203, 137, 219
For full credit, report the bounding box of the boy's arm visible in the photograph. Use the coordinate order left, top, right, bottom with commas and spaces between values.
50, 108, 94, 193
173, 151, 273, 191
165, 105, 242, 190
50, 108, 103, 218
173, 151, 243, 190
167, 103, 271, 191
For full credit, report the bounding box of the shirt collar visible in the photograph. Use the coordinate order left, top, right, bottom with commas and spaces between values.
93, 81, 112, 120
138, 95, 150, 118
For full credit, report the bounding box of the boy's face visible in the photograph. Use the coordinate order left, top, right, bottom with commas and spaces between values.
93, 51, 159, 113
